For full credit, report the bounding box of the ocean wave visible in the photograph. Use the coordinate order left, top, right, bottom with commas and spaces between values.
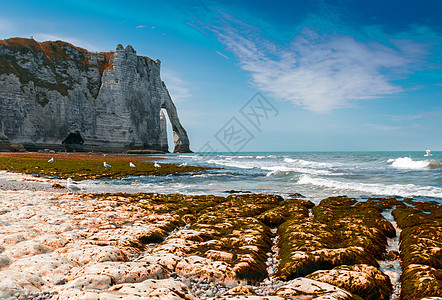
297, 174, 442, 198
387, 157, 442, 170
206, 159, 257, 169
206, 156, 347, 177
265, 166, 338, 176
284, 158, 333, 168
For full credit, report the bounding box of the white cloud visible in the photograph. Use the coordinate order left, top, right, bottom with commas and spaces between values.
33, 33, 101, 52
162, 70, 191, 102
136, 25, 146, 29
208, 16, 426, 113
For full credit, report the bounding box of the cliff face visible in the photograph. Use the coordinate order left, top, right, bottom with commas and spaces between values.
0, 38, 191, 153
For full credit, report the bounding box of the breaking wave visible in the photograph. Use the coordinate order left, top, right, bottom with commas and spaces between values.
206, 159, 258, 169
283, 158, 334, 168
388, 157, 442, 170
297, 174, 442, 198
206, 156, 342, 176
264, 166, 338, 176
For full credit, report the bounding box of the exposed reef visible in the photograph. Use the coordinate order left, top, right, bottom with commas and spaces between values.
392, 201, 442, 300
0, 184, 440, 299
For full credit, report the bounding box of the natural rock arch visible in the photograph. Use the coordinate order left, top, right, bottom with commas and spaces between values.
0, 38, 192, 153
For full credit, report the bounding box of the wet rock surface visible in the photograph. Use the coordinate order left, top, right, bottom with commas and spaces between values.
277, 197, 394, 280
306, 264, 392, 300
275, 277, 354, 299
392, 201, 442, 300
0, 182, 440, 299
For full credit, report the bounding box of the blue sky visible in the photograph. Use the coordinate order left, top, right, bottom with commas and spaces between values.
1, 0, 441, 151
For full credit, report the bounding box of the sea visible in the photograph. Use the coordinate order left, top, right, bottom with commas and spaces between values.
84, 151, 442, 205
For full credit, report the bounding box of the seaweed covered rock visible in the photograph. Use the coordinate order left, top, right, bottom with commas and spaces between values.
174, 255, 233, 281
306, 264, 392, 300
0, 190, 407, 298
77, 193, 281, 283
313, 197, 396, 256
156, 194, 282, 283
278, 197, 393, 280
401, 264, 441, 299
355, 197, 406, 211
257, 198, 312, 227
392, 203, 442, 300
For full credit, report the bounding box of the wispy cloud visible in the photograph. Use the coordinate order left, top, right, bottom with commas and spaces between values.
366, 124, 403, 131
136, 25, 146, 29
215, 50, 229, 59
203, 13, 427, 113
162, 70, 191, 102
390, 110, 442, 121
33, 33, 101, 52
366, 123, 422, 132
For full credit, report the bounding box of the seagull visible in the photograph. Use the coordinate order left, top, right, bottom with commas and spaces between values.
129, 162, 136, 168
179, 162, 187, 167
48, 158, 54, 163
154, 162, 161, 168
103, 162, 112, 168
66, 178, 82, 191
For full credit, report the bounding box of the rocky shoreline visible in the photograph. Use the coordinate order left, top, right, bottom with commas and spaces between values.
0, 172, 440, 299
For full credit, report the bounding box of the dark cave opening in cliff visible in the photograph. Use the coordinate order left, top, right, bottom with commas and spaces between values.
62, 131, 84, 145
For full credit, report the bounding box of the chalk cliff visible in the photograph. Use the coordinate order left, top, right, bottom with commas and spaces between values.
0, 37, 191, 152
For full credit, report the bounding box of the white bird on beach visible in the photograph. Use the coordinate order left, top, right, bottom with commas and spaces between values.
67, 178, 82, 191
48, 157, 54, 163
103, 162, 112, 168
129, 162, 136, 168
154, 161, 161, 168
179, 162, 187, 167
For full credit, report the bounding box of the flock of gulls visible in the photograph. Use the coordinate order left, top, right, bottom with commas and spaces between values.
46, 157, 163, 192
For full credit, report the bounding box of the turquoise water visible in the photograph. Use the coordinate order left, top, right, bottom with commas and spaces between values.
85, 151, 442, 204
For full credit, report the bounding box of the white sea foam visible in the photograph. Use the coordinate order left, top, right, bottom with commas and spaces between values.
207, 158, 342, 176
284, 158, 333, 168
387, 157, 442, 170
297, 174, 442, 198
264, 166, 337, 176
206, 159, 257, 169
388, 157, 428, 170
